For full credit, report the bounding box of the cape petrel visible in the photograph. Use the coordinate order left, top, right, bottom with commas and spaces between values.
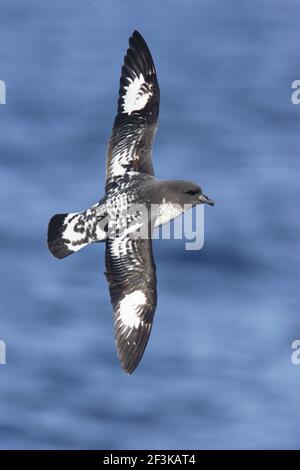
47, 31, 214, 374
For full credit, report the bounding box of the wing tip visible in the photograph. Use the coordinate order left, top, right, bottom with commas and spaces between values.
131, 29, 142, 38
119, 354, 142, 375
130, 30, 146, 46
116, 30, 159, 117
115, 322, 153, 375
117, 343, 144, 375
127, 30, 156, 76
121, 363, 136, 375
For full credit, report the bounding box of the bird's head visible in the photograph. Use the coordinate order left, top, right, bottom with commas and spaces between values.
171, 180, 215, 207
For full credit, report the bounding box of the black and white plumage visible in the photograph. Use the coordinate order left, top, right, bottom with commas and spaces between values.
106, 31, 159, 184
47, 31, 214, 374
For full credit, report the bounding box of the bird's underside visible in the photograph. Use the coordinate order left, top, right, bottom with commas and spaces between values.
47, 31, 214, 374
48, 31, 161, 374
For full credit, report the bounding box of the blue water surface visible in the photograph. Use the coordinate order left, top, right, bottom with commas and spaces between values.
0, 0, 300, 449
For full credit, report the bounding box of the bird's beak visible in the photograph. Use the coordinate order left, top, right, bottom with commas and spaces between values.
198, 194, 215, 206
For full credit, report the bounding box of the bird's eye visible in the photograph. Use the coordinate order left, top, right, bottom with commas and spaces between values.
184, 189, 199, 195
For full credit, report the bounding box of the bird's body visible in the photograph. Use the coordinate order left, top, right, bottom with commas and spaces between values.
48, 31, 214, 374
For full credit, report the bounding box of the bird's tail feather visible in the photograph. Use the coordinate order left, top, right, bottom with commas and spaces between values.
47, 204, 107, 259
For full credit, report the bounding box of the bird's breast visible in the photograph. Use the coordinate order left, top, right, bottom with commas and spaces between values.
154, 200, 183, 227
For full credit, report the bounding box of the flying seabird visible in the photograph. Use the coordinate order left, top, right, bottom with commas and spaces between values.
47, 31, 214, 374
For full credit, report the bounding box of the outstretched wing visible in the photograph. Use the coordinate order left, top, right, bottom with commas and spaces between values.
105, 228, 157, 374
105, 31, 160, 186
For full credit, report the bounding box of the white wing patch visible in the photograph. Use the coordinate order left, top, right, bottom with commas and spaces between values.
122, 73, 152, 115
118, 290, 147, 328
110, 142, 136, 177
111, 235, 129, 258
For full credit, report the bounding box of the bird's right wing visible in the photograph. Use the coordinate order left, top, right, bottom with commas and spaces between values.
105, 31, 160, 186
105, 226, 157, 374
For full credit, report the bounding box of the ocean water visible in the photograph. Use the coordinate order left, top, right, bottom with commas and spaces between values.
0, 0, 300, 449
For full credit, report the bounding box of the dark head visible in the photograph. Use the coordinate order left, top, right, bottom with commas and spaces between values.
169, 180, 215, 207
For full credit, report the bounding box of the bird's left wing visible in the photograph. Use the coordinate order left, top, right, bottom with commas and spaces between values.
105, 227, 157, 374
105, 31, 160, 186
